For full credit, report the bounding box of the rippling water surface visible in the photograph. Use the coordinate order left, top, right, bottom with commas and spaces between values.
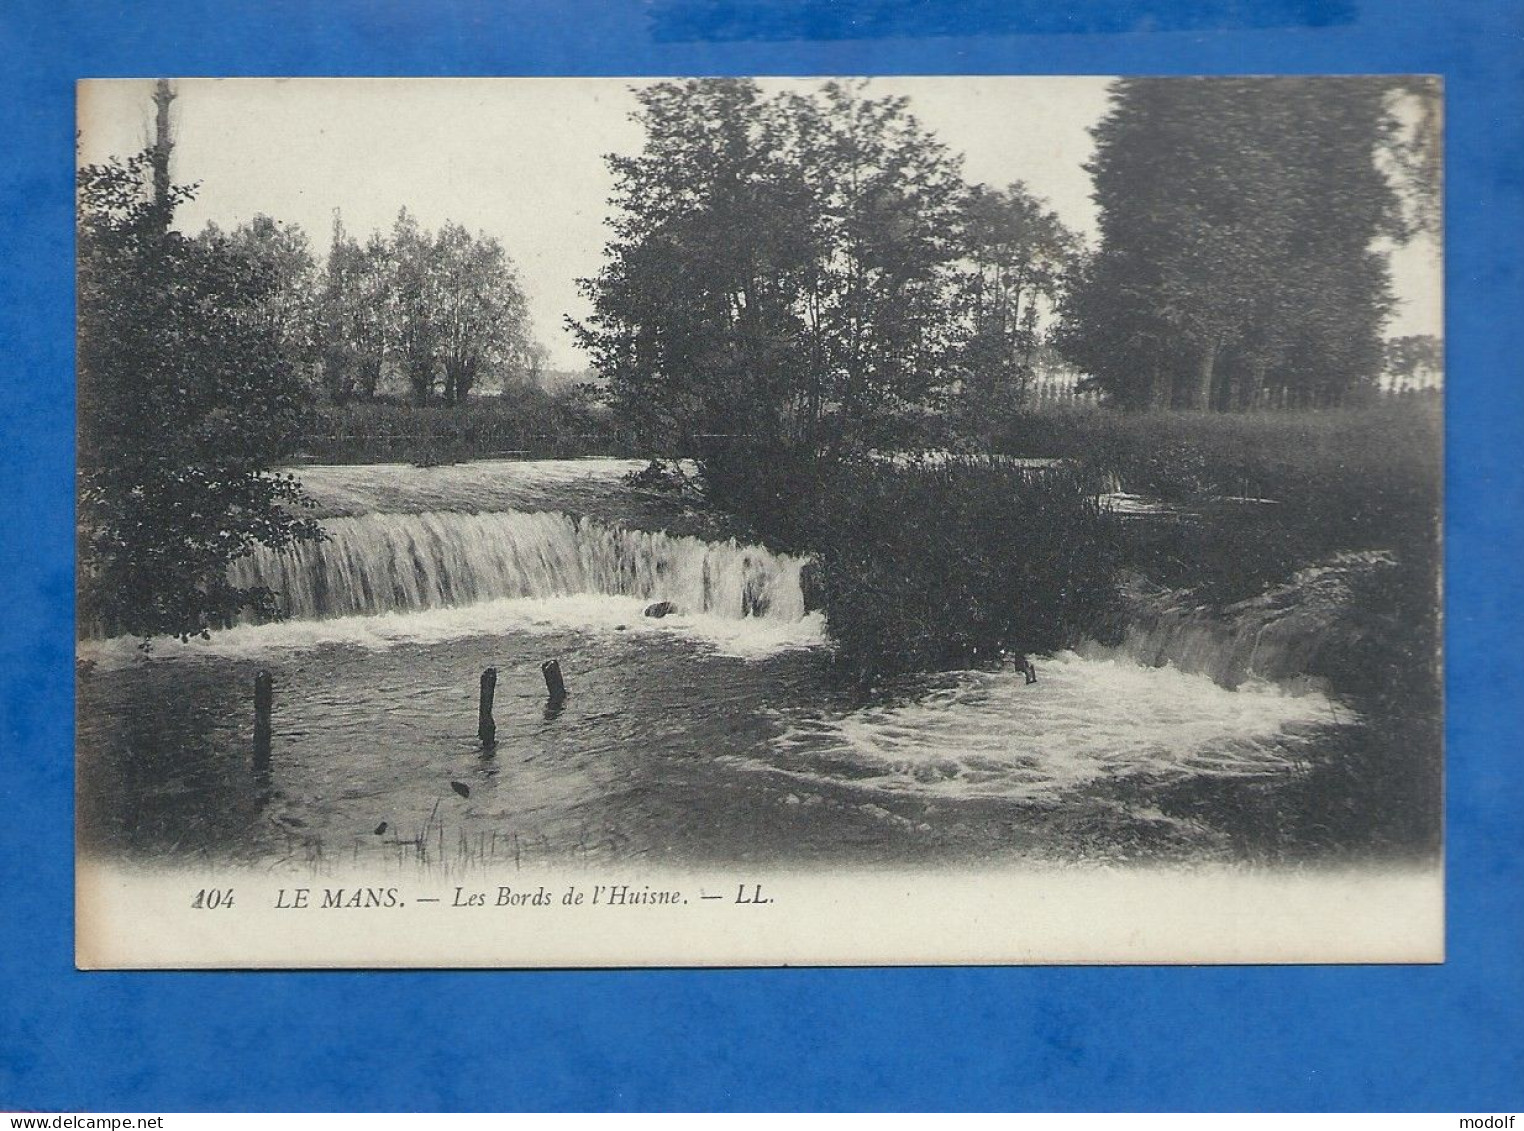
77, 458, 1358, 872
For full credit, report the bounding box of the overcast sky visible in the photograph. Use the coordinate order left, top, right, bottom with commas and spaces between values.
78, 77, 1441, 371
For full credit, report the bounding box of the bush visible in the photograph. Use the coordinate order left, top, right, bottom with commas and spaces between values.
814, 459, 1124, 680
77, 154, 323, 639
697, 437, 829, 552
704, 449, 1124, 682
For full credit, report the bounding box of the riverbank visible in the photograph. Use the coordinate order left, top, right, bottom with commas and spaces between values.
79, 436, 1442, 871
280, 403, 1441, 714
695, 401, 1437, 661
687, 403, 1442, 858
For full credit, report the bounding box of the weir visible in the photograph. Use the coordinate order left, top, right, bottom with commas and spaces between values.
80, 475, 1386, 864
1094, 552, 1394, 690
227, 509, 809, 624
97, 451, 1380, 701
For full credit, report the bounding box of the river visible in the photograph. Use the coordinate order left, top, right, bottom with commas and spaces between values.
76, 458, 1358, 874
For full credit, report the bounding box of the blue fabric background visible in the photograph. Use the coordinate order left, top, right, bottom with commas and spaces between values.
2, 0, 1520, 1112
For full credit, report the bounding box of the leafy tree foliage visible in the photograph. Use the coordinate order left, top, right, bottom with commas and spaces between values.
434, 221, 532, 404
77, 153, 322, 639
319, 215, 393, 402
574, 80, 821, 456
388, 209, 444, 406
203, 214, 320, 384
1381, 77, 1443, 242
1384, 333, 1442, 393
1059, 77, 1434, 410
781, 81, 970, 445
320, 209, 533, 405
575, 79, 984, 462
577, 80, 1086, 464
950, 182, 1080, 436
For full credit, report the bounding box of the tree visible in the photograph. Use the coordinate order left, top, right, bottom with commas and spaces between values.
77, 152, 322, 639
433, 222, 531, 404
950, 181, 1080, 430
575, 80, 818, 454
318, 212, 381, 403
322, 222, 395, 402
1381, 77, 1443, 243
1062, 80, 1295, 410
783, 81, 969, 447
523, 342, 552, 389
205, 214, 319, 388
341, 210, 535, 405
575, 78, 970, 462
387, 208, 442, 406
1059, 77, 1429, 410
1385, 333, 1442, 394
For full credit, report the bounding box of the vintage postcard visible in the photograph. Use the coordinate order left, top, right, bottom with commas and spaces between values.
74, 76, 1443, 968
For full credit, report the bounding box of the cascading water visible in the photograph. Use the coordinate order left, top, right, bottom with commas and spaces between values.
1091, 552, 1393, 690
77, 502, 822, 667
737, 549, 1385, 809
78, 458, 1403, 868
228, 509, 808, 624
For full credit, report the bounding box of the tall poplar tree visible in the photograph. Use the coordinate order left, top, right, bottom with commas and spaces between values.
1059, 77, 1433, 410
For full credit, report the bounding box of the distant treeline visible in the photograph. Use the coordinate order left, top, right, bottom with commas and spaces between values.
576, 76, 1442, 471
195, 208, 574, 407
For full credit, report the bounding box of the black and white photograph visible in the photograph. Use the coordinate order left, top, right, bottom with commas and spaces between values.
73, 76, 1443, 967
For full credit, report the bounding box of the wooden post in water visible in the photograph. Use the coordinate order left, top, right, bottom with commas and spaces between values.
478, 667, 497, 747
541, 659, 568, 705
253, 670, 273, 766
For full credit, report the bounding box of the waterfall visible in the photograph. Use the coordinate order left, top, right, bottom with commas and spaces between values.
1091, 551, 1395, 690
227, 509, 809, 624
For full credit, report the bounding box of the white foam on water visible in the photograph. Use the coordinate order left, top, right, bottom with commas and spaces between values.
1100, 492, 1175, 516
747, 652, 1339, 803
79, 504, 821, 668
229, 509, 807, 624
78, 594, 829, 669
